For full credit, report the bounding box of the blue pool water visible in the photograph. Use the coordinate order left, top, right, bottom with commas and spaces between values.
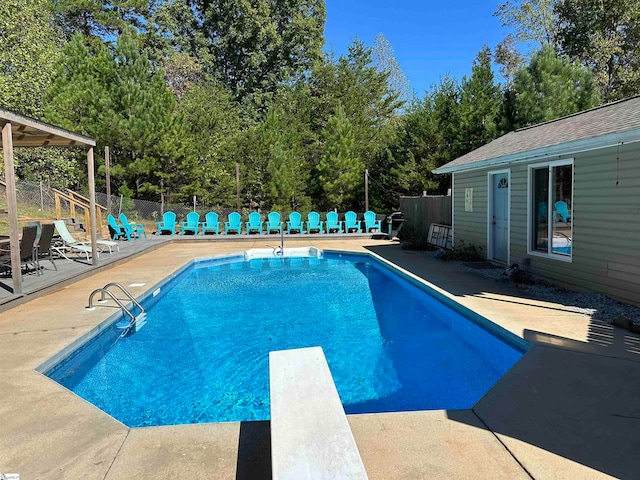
46, 253, 526, 427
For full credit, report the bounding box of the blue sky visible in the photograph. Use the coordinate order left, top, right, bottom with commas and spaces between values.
323, 1, 510, 97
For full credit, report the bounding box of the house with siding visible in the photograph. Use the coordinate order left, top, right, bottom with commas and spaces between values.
433, 96, 640, 306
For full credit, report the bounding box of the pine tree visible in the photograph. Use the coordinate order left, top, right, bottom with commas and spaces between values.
459, 46, 502, 150
318, 105, 363, 211
512, 45, 599, 128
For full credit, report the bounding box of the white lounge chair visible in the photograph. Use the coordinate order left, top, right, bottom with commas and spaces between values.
53, 220, 118, 261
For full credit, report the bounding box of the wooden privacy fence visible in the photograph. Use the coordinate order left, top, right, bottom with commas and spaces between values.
399, 195, 452, 238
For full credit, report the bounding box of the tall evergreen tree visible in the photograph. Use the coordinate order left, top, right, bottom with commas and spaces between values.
51, 0, 148, 39
318, 104, 363, 210
179, 80, 246, 207
459, 46, 502, 150
511, 45, 600, 128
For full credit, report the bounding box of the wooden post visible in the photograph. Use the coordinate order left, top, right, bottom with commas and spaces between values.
364, 169, 369, 212
236, 162, 241, 211
105, 146, 111, 214
2, 122, 22, 294
87, 148, 98, 265
54, 193, 61, 220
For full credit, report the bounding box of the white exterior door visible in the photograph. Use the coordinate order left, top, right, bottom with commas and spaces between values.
491, 172, 509, 263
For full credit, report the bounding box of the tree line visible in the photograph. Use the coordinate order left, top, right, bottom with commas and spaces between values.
1, 0, 638, 213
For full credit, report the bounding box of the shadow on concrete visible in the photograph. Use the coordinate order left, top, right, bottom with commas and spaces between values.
458, 331, 640, 479
235, 420, 271, 480
366, 244, 640, 477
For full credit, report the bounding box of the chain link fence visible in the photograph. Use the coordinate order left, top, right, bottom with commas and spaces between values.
1, 179, 243, 234
2, 178, 391, 235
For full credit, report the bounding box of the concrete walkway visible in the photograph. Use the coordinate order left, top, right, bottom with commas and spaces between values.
0, 240, 638, 479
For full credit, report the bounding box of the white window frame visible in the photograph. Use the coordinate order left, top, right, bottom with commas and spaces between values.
487, 169, 511, 264
526, 159, 574, 263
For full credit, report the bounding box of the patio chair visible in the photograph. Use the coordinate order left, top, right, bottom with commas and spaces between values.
554, 201, 572, 223
224, 212, 242, 234
36, 223, 57, 272
266, 212, 283, 235
306, 211, 323, 234
52, 220, 97, 261
344, 211, 361, 233
538, 202, 548, 223
325, 211, 343, 233
120, 213, 147, 238
107, 214, 130, 241
287, 212, 304, 234
363, 210, 382, 232
181, 212, 200, 235
201, 212, 220, 235
157, 211, 177, 235
0, 225, 39, 275
59, 219, 118, 254
245, 212, 264, 235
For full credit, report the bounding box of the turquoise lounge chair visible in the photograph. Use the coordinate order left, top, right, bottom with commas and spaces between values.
119, 213, 147, 238
363, 211, 382, 232
182, 212, 200, 235
107, 214, 130, 240
306, 211, 323, 234
225, 212, 242, 234
245, 212, 263, 235
344, 211, 361, 233
201, 212, 220, 235
554, 201, 572, 223
287, 212, 304, 234
266, 212, 283, 234
157, 211, 177, 235
325, 212, 343, 233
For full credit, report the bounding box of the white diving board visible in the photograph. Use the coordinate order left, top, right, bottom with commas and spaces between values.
269, 347, 368, 480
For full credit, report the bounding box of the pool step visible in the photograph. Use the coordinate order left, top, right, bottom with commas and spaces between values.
134, 312, 147, 331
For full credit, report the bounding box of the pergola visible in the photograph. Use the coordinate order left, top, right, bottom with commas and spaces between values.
1, 108, 97, 295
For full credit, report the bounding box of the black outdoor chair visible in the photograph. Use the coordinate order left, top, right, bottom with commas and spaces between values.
36, 223, 57, 273
0, 225, 39, 276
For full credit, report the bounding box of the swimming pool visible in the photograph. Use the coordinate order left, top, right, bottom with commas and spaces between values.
42, 251, 528, 427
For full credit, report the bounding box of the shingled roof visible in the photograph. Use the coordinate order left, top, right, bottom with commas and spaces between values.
433, 95, 640, 174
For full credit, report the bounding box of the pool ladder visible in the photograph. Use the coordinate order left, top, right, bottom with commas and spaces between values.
86, 282, 147, 336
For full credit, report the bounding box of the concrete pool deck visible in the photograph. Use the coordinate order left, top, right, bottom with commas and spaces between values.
0, 239, 638, 479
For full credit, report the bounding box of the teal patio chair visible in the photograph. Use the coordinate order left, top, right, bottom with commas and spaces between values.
266, 212, 283, 234
554, 201, 572, 223
287, 212, 304, 234
363, 210, 382, 232
120, 213, 147, 238
344, 211, 361, 233
157, 211, 177, 235
538, 202, 548, 223
224, 212, 242, 234
245, 212, 263, 235
306, 211, 323, 234
108, 214, 130, 240
325, 211, 343, 233
181, 212, 200, 235
201, 212, 220, 235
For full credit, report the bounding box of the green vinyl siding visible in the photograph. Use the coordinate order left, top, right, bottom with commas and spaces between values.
453, 170, 488, 250
452, 142, 640, 306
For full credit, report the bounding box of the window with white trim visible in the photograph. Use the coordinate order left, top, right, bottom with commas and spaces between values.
530, 160, 573, 258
